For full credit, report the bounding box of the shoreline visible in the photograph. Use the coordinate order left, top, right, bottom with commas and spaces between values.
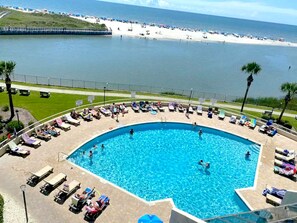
74, 16, 297, 47
2, 6, 297, 47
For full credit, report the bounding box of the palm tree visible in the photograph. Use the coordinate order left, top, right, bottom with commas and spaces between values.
277, 82, 297, 123
240, 62, 261, 112
0, 61, 16, 124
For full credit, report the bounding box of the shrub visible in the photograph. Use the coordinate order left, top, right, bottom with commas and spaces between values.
5, 120, 24, 133
1, 105, 9, 112
0, 135, 7, 143
0, 193, 3, 223
28, 120, 35, 129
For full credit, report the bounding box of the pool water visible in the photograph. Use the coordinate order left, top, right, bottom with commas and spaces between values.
68, 122, 260, 219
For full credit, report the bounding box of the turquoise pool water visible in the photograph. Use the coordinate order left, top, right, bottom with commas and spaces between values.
68, 122, 260, 219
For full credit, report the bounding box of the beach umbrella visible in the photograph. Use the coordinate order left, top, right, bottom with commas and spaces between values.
138, 214, 163, 223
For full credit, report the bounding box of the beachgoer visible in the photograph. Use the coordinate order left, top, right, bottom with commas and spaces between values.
130, 129, 134, 136
101, 144, 105, 151
89, 150, 93, 158
198, 129, 203, 136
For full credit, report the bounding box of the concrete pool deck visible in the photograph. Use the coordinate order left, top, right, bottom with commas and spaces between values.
0, 108, 297, 223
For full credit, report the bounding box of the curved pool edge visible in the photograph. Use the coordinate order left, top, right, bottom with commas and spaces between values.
66, 120, 261, 220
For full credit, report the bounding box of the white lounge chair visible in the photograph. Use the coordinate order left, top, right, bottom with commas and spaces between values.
266, 194, 282, 206
8, 141, 30, 157
99, 107, 112, 116
55, 118, 71, 131
168, 103, 175, 112
64, 114, 80, 126
21, 133, 41, 147
197, 105, 203, 115
54, 180, 81, 203
275, 147, 295, 156
40, 173, 67, 195
229, 115, 237, 124
275, 153, 295, 162
27, 165, 54, 185
218, 110, 225, 120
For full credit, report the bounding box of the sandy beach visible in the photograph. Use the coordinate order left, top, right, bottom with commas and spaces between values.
73, 16, 297, 47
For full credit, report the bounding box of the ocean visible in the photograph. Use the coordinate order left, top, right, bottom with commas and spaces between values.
0, 0, 296, 98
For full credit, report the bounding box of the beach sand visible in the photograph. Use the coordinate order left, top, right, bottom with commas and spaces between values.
74, 16, 297, 47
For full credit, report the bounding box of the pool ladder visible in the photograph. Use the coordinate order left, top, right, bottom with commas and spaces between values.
161, 117, 167, 122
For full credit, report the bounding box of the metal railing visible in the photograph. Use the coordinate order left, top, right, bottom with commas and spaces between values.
205, 202, 297, 223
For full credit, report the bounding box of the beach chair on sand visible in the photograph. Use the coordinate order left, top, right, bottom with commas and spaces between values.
8, 141, 30, 157
84, 195, 110, 221
55, 118, 71, 131
238, 115, 247, 125
40, 173, 67, 195
275, 147, 295, 156
27, 165, 53, 186
218, 110, 225, 120
21, 133, 41, 147
54, 180, 81, 203
34, 127, 51, 141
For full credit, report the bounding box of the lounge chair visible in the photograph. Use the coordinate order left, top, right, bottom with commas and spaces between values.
274, 166, 296, 178
54, 180, 81, 203
157, 102, 165, 112
21, 133, 41, 147
238, 115, 247, 125
7, 141, 30, 157
99, 107, 112, 116
139, 101, 148, 112
275, 147, 295, 156
168, 102, 175, 112
275, 153, 295, 162
178, 104, 184, 113
207, 111, 213, 118
150, 103, 158, 112
119, 104, 129, 113
197, 105, 203, 115
268, 128, 277, 137
27, 165, 53, 186
84, 195, 110, 221
80, 109, 93, 121
266, 194, 282, 206
248, 118, 257, 129
34, 127, 51, 141
188, 105, 194, 114
258, 124, 268, 133
55, 118, 71, 131
40, 173, 67, 195
64, 114, 80, 126
218, 110, 225, 120
69, 187, 95, 213
89, 109, 101, 119
44, 124, 60, 137
131, 102, 140, 112
229, 115, 237, 124
274, 159, 296, 170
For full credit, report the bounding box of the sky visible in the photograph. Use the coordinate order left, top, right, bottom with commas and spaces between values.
100, 0, 297, 26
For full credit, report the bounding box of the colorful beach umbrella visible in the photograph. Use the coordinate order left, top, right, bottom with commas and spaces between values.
138, 214, 163, 223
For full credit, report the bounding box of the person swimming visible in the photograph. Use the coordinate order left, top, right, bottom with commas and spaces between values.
101, 144, 105, 151
245, 151, 251, 158
89, 150, 93, 158
198, 129, 203, 136
130, 129, 134, 136
198, 160, 203, 165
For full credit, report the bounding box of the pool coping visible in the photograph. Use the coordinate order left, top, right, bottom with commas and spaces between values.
66, 120, 262, 219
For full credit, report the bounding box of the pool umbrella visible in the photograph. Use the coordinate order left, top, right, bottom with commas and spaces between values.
138, 214, 163, 223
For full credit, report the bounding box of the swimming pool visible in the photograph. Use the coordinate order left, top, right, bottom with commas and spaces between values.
68, 122, 260, 219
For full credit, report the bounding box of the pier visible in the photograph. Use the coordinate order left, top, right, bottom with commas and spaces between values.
0, 27, 112, 35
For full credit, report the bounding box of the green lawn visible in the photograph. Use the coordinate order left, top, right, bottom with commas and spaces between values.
0, 7, 107, 30
0, 91, 126, 121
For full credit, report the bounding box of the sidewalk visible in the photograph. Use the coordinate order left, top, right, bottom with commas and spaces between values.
0, 82, 296, 118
